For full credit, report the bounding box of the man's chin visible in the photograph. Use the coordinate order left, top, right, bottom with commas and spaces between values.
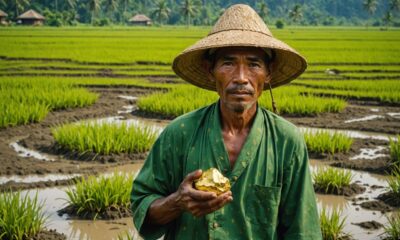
226, 102, 255, 113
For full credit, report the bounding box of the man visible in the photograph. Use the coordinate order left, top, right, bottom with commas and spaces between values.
131, 4, 322, 240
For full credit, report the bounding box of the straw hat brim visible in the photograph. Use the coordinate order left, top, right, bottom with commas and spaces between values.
172, 30, 307, 91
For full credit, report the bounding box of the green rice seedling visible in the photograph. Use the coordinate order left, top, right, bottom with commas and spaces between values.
389, 136, 400, 166
0, 191, 47, 240
116, 231, 134, 240
304, 130, 353, 155
64, 172, 134, 220
387, 165, 400, 198
313, 167, 353, 194
383, 214, 400, 240
319, 208, 349, 240
52, 122, 157, 155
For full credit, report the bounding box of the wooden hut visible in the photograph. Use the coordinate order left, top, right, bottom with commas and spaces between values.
0, 10, 7, 25
17, 9, 45, 26
129, 14, 152, 26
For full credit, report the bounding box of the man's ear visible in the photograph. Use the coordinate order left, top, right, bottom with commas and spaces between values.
202, 59, 215, 83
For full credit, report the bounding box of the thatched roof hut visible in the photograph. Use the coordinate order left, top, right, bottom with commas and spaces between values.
129, 14, 152, 26
0, 10, 7, 25
17, 9, 45, 26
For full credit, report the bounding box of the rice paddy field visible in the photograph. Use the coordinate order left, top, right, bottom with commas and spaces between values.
0, 26, 399, 240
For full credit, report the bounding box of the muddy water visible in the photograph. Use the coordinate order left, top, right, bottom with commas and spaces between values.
0, 173, 81, 185
311, 160, 397, 240
299, 126, 397, 141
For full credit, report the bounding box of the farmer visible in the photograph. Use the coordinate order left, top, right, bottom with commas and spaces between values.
131, 4, 322, 240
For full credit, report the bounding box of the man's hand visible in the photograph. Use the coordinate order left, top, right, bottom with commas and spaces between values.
145, 169, 233, 226
174, 169, 233, 217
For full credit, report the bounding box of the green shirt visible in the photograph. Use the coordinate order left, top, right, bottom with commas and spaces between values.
131, 102, 322, 240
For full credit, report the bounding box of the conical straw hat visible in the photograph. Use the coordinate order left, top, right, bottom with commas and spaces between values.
172, 4, 307, 91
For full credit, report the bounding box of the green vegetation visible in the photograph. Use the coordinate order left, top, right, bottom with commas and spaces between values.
319, 208, 349, 240
383, 214, 400, 240
304, 131, 353, 155
387, 165, 400, 198
389, 136, 400, 165
52, 122, 157, 155
313, 167, 353, 193
64, 173, 134, 220
0, 191, 47, 240
0, 77, 98, 128
138, 85, 347, 117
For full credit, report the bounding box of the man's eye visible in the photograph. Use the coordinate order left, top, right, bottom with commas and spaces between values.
249, 62, 261, 68
222, 61, 233, 66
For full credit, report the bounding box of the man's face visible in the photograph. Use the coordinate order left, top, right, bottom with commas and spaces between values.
209, 47, 270, 113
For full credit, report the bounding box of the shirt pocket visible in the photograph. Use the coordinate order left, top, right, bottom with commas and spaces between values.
245, 185, 281, 227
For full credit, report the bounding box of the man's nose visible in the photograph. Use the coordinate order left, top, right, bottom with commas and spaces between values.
234, 64, 249, 84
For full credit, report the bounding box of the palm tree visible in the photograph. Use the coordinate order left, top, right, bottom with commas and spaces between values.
389, 0, 400, 12
152, 0, 171, 25
65, 0, 77, 9
257, 1, 269, 21
11, 0, 30, 17
87, 0, 100, 24
382, 10, 393, 29
289, 4, 303, 25
363, 0, 378, 28
181, 0, 200, 28
104, 0, 119, 20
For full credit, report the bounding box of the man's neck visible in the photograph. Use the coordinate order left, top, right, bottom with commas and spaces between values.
219, 102, 257, 134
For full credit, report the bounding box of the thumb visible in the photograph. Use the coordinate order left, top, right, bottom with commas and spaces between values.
183, 169, 203, 185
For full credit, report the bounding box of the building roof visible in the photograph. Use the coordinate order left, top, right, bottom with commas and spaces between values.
129, 14, 151, 22
17, 9, 45, 20
0, 10, 7, 17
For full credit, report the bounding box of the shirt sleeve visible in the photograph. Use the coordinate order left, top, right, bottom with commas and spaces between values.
130, 126, 183, 240
278, 135, 323, 240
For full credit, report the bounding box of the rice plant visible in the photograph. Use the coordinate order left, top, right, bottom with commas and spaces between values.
383, 214, 400, 240
52, 122, 157, 155
387, 165, 400, 199
64, 172, 134, 220
304, 130, 353, 155
0, 191, 47, 240
389, 136, 400, 166
313, 167, 353, 193
319, 208, 349, 240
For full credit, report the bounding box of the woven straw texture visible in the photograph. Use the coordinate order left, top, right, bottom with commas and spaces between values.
172, 4, 307, 91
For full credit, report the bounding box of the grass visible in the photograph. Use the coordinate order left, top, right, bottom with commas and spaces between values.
383, 214, 400, 240
64, 172, 134, 220
387, 165, 400, 199
0, 191, 47, 240
138, 85, 347, 117
389, 136, 400, 166
303, 130, 353, 155
0, 77, 98, 128
313, 167, 353, 193
319, 208, 349, 240
52, 122, 157, 155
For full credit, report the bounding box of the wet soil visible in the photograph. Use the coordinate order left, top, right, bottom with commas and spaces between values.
360, 200, 393, 213
377, 192, 400, 208
58, 205, 131, 220
0, 84, 399, 189
314, 183, 366, 197
352, 220, 384, 230
31, 229, 67, 240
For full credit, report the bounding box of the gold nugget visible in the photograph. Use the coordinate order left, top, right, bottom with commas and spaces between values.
194, 168, 231, 195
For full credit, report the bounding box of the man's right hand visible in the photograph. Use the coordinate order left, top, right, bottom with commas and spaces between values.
173, 169, 233, 217
145, 169, 233, 226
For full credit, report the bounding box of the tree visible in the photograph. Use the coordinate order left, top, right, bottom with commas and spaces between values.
363, 0, 378, 27
87, 0, 100, 24
181, 0, 200, 28
257, 1, 269, 21
104, 0, 119, 21
152, 0, 171, 25
11, 0, 30, 17
382, 10, 393, 28
389, 0, 400, 12
289, 4, 303, 25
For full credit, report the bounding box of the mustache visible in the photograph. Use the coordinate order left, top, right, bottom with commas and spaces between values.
226, 85, 254, 95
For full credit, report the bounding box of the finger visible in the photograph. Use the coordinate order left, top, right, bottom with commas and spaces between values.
201, 194, 233, 215
197, 192, 233, 211
182, 169, 203, 185
189, 188, 217, 200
